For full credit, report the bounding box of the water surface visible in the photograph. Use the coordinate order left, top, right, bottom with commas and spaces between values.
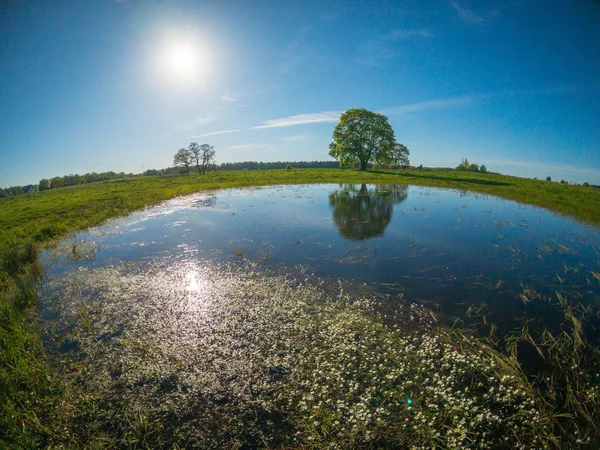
43, 183, 600, 339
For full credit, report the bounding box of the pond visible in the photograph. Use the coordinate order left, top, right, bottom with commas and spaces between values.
41, 183, 600, 448
44, 183, 600, 337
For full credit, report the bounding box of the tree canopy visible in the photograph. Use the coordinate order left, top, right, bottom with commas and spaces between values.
389, 143, 410, 168
329, 108, 396, 170
173, 148, 193, 176
185, 142, 216, 175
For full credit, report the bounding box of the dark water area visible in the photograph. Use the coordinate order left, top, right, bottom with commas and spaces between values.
42, 183, 600, 341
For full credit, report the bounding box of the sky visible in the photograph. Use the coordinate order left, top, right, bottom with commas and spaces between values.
1, 0, 599, 188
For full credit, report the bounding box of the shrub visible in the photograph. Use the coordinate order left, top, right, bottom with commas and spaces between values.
546, 176, 552, 182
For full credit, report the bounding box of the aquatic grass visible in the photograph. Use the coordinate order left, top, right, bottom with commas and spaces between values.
0, 240, 62, 447
41, 260, 561, 448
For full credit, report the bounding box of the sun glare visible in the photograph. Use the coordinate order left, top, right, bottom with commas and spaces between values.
169, 43, 197, 76
155, 34, 212, 88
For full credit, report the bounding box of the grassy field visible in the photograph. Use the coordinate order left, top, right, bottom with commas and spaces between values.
1, 168, 600, 447
2, 168, 600, 244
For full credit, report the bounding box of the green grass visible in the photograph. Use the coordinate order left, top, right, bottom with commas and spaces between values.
2, 169, 600, 244
1, 167, 600, 447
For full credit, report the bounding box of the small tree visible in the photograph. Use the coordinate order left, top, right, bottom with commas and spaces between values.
546, 176, 552, 182
39, 178, 51, 190
329, 108, 396, 171
199, 144, 216, 175
583, 182, 590, 187
479, 165, 487, 173
188, 142, 202, 174
468, 163, 480, 172
456, 158, 470, 171
173, 148, 193, 176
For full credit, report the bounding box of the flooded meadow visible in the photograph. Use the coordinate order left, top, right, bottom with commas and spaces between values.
42, 184, 600, 448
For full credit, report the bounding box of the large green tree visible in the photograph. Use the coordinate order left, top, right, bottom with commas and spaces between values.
329, 108, 396, 170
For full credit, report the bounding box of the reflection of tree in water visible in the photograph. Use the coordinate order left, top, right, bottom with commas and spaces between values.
191, 195, 217, 209
329, 184, 408, 241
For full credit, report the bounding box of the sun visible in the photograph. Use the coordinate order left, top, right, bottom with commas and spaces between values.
155, 34, 212, 88
169, 43, 197, 76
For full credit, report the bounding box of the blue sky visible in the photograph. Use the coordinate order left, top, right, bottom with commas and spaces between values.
1, 0, 599, 188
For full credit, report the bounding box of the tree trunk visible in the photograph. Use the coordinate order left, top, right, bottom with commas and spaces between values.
359, 161, 368, 171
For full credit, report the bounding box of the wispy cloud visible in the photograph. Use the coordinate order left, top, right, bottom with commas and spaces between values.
380, 95, 478, 116
253, 111, 341, 129
221, 92, 241, 102
357, 28, 434, 66
190, 111, 340, 138
191, 128, 245, 138
450, 1, 486, 25
449, 1, 507, 26
193, 84, 582, 139
380, 85, 583, 118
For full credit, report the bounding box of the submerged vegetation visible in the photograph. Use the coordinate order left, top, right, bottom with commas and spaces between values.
43, 261, 556, 448
2, 168, 600, 447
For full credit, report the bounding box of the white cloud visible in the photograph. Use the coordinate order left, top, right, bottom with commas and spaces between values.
191, 128, 245, 138
252, 111, 341, 129
380, 95, 478, 116
193, 85, 580, 138
450, 1, 486, 25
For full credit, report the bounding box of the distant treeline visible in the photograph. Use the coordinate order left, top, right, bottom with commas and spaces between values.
0, 184, 39, 198
2, 161, 598, 198
0, 161, 339, 197
0, 171, 137, 198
